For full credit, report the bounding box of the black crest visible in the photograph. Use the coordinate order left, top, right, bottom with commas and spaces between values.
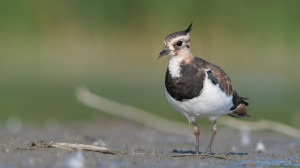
164, 23, 193, 42
184, 23, 193, 33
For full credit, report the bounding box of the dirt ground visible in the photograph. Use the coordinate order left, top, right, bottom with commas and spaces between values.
1, 117, 300, 168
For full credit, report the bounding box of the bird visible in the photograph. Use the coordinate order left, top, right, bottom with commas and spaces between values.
157, 23, 249, 155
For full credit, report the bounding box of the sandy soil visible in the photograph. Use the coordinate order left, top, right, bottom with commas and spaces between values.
1, 117, 300, 168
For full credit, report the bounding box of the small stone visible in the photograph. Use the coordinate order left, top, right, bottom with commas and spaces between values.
243, 162, 256, 167
292, 160, 300, 164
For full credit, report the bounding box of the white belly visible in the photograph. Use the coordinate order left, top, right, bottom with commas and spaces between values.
165, 72, 233, 122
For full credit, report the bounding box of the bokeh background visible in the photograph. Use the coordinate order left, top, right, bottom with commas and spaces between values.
0, 0, 299, 128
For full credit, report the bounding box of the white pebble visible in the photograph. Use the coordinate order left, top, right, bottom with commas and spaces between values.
64, 150, 85, 168
256, 139, 265, 152
92, 139, 107, 147
231, 146, 237, 152
240, 126, 251, 146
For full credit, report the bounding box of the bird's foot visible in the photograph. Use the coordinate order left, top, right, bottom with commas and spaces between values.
205, 147, 211, 155
172, 153, 227, 160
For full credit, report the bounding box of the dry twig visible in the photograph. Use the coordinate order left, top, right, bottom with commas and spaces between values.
76, 86, 191, 137
48, 142, 118, 154
218, 118, 300, 139
76, 86, 300, 139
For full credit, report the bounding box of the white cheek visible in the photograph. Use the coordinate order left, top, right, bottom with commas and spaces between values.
168, 43, 175, 51
169, 51, 176, 56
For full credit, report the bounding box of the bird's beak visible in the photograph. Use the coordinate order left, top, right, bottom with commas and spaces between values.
157, 47, 170, 59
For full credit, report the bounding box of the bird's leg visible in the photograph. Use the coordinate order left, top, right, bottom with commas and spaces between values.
205, 120, 217, 155
192, 121, 200, 155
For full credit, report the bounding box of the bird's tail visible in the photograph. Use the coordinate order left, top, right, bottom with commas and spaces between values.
228, 97, 250, 118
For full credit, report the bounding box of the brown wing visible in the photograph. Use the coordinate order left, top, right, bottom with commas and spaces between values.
206, 64, 234, 95
204, 60, 250, 118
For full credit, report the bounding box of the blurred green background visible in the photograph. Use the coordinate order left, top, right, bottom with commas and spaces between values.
0, 0, 299, 127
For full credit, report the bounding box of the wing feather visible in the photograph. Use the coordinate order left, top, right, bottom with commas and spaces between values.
195, 58, 249, 118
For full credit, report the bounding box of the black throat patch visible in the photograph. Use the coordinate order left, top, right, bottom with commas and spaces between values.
165, 60, 205, 102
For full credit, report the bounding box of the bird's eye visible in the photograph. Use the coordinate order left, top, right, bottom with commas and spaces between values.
176, 41, 183, 46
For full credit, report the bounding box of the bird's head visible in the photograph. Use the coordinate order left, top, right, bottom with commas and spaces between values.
157, 23, 192, 59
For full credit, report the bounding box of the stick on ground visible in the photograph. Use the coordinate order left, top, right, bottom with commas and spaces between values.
76, 86, 300, 139
48, 142, 118, 154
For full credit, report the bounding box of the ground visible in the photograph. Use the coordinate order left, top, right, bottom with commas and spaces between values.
1, 117, 300, 168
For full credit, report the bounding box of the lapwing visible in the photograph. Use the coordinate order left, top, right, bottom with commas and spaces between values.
157, 23, 249, 155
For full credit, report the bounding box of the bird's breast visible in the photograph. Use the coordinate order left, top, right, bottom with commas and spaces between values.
165, 64, 204, 102
165, 70, 233, 119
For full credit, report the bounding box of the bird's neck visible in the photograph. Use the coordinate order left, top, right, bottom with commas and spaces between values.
168, 53, 194, 78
